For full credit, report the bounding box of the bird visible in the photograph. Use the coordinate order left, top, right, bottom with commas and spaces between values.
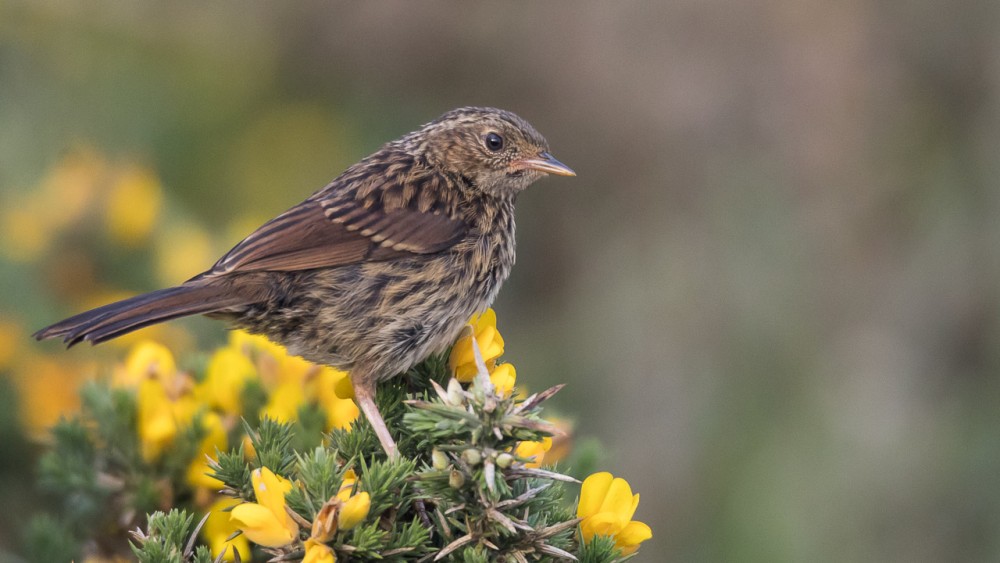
34, 106, 575, 457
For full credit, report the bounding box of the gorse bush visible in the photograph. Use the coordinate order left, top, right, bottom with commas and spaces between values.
29, 309, 650, 562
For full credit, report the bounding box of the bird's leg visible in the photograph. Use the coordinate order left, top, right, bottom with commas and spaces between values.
352, 375, 399, 459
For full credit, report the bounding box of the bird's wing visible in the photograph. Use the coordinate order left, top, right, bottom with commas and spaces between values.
205, 154, 468, 275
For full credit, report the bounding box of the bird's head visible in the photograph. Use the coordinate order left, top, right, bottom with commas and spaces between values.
415, 107, 575, 197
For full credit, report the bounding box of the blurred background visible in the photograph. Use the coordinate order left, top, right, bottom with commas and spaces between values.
2, 1, 1000, 561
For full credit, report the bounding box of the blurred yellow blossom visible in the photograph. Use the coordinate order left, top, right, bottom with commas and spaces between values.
198, 346, 257, 415
129, 341, 199, 462
224, 330, 358, 427
137, 374, 198, 462
105, 164, 162, 246
230, 329, 312, 389
155, 221, 215, 285
230, 467, 299, 548
13, 357, 88, 433
202, 497, 251, 561
260, 380, 306, 423
576, 472, 652, 555
185, 411, 227, 489
137, 376, 178, 462
117, 340, 177, 388
37, 146, 105, 230
1, 148, 104, 261
0, 320, 23, 372
516, 436, 552, 469
449, 308, 504, 381
230, 329, 284, 360
1, 204, 52, 262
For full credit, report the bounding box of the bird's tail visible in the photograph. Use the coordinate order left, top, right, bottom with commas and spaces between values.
34, 280, 259, 347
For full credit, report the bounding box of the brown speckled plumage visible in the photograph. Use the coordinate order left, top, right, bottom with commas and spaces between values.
34, 107, 575, 456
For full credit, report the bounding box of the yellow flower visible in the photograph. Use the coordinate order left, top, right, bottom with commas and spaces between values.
201, 497, 251, 561
105, 164, 162, 246
577, 472, 652, 555
230, 467, 299, 547
515, 436, 552, 469
199, 346, 257, 414
185, 412, 227, 489
337, 492, 370, 531
449, 308, 504, 381
310, 367, 360, 431
304, 538, 336, 563
489, 363, 516, 396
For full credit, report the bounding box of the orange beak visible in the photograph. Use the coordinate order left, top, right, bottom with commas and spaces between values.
516, 152, 576, 176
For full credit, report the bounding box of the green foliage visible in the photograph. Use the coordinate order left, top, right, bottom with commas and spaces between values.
130, 509, 197, 563
285, 446, 348, 518
578, 535, 630, 563
22, 514, 79, 563
357, 457, 417, 516
247, 416, 296, 475
210, 442, 253, 500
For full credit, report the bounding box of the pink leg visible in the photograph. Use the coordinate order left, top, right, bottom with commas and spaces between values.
353, 377, 398, 458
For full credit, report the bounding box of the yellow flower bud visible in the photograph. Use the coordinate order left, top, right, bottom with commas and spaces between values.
461, 448, 482, 466
449, 469, 465, 489
338, 492, 370, 531
432, 449, 450, 470
495, 453, 514, 468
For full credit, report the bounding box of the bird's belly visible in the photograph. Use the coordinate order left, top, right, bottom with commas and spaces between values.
251, 252, 509, 379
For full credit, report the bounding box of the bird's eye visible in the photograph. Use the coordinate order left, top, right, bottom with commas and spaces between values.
485, 132, 504, 152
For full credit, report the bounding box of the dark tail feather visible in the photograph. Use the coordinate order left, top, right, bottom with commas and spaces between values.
34, 281, 257, 347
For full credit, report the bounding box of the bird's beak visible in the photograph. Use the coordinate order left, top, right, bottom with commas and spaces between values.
515, 152, 576, 176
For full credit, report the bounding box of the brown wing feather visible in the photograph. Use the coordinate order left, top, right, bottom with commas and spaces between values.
206, 150, 468, 275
